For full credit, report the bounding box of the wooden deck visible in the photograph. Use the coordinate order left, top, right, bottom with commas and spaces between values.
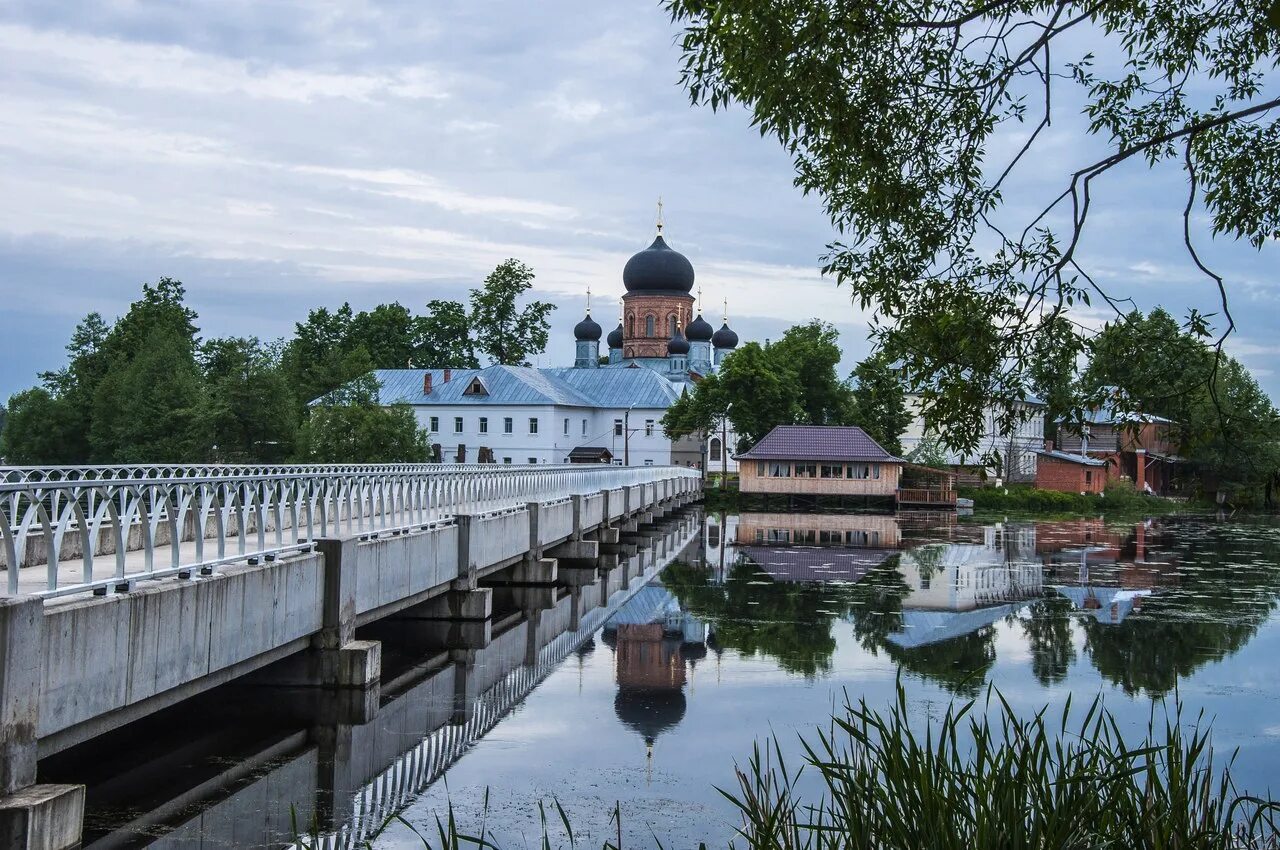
895, 487, 958, 508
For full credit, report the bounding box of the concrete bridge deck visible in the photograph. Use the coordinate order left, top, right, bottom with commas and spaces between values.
0, 463, 702, 849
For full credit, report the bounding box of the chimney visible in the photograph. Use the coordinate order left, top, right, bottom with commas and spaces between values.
423, 373, 432, 395
444, 368, 452, 383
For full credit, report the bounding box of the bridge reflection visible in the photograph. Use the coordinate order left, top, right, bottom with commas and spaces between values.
40, 508, 704, 849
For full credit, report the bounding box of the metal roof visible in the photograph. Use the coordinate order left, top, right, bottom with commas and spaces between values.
1034, 449, 1107, 467
737, 425, 901, 462
739, 546, 895, 584
544, 367, 681, 409
366, 365, 683, 410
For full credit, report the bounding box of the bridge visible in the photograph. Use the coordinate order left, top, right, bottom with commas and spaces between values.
0, 463, 702, 850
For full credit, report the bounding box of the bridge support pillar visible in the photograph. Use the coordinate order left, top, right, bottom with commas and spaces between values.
597, 527, 621, 545
0, 598, 84, 850
311, 538, 381, 689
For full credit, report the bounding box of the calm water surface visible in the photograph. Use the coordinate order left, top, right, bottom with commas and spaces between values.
49, 508, 1280, 848
376, 510, 1280, 849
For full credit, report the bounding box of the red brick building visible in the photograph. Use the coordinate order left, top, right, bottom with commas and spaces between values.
1034, 448, 1108, 494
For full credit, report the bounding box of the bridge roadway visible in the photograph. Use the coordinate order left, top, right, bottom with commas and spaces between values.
0, 463, 702, 850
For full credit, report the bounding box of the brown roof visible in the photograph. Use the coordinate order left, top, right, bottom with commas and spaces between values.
737, 425, 901, 463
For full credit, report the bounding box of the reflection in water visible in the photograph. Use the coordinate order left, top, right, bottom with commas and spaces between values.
696, 511, 1280, 698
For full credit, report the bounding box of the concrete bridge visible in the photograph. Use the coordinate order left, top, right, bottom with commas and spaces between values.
0, 463, 702, 849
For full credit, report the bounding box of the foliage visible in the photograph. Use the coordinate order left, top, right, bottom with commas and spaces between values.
200, 337, 297, 462
665, 0, 1280, 460
0, 388, 81, 464
851, 352, 911, 455
293, 373, 430, 464
467, 259, 555, 366
420, 299, 480, 368
663, 321, 855, 452
724, 682, 1280, 849
963, 483, 1180, 515
904, 437, 949, 470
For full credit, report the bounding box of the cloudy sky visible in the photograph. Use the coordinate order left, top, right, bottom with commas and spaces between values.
1, 0, 1277, 402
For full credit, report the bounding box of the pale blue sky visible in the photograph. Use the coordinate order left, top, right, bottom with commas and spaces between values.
1, 1, 1277, 402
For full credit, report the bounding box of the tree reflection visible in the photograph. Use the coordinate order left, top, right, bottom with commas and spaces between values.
1021, 596, 1077, 686
662, 560, 846, 679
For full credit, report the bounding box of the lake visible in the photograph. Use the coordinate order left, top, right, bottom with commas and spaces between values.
50, 507, 1280, 848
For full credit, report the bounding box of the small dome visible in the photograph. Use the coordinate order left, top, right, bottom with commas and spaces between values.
686, 313, 714, 342
712, 322, 739, 349
623, 235, 695, 294
574, 312, 602, 341
607, 322, 624, 349
667, 326, 690, 355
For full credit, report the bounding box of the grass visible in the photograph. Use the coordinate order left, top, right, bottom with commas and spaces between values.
293, 682, 1279, 849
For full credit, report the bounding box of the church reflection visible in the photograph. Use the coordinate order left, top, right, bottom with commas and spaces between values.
602, 581, 712, 758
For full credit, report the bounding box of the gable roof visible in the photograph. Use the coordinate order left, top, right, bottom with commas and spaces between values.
365, 365, 679, 410
737, 425, 901, 462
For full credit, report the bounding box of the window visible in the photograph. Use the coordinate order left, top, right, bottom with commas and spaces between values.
756, 461, 766, 476
479, 417, 488, 434
669, 315, 678, 336
429, 416, 439, 432
769, 462, 791, 477
627, 315, 634, 337
795, 463, 817, 478
614, 419, 623, 437
644, 459, 654, 466
707, 525, 721, 548
502, 457, 512, 464
563, 418, 569, 435
794, 529, 816, 544
710, 439, 722, 461
1085, 470, 1093, 487
454, 416, 463, 433
582, 419, 587, 435
503, 417, 513, 434
463, 378, 488, 396
528, 457, 538, 465
820, 464, 841, 478
645, 315, 655, 337
645, 419, 654, 436
847, 464, 872, 480
529, 418, 538, 434
873, 463, 881, 479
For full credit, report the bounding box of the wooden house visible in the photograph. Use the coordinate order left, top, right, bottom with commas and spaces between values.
737, 425, 903, 499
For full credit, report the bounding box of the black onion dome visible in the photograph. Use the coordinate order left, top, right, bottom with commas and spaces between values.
574, 312, 602, 341
607, 322, 624, 348
615, 687, 687, 745
623, 235, 695, 294
712, 322, 739, 349
667, 326, 690, 355
686, 313, 714, 342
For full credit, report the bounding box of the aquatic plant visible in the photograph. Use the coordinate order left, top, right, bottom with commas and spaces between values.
722, 682, 1279, 849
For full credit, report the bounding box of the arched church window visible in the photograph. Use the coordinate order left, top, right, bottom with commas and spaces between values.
626, 314, 634, 337
669, 314, 678, 336
645, 315, 655, 337
709, 438, 722, 461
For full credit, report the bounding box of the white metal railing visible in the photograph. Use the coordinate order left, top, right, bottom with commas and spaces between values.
0, 464, 699, 599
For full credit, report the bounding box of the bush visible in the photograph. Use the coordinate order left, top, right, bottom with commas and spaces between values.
964, 483, 1180, 515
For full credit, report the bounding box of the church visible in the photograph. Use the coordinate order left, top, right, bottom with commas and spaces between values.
370, 219, 742, 469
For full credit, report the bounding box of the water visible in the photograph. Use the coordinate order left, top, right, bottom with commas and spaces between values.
48, 508, 1280, 848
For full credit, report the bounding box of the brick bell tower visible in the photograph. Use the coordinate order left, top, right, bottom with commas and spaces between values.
620, 201, 696, 360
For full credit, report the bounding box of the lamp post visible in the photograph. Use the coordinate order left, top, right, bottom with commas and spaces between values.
624, 403, 635, 466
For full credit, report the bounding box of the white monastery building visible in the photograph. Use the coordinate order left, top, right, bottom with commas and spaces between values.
369, 218, 743, 468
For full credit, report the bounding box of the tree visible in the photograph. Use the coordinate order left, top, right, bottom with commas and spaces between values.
419, 299, 479, 367
852, 352, 911, 455
92, 326, 211, 462
770, 321, 857, 426
348, 302, 421, 369
666, 0, 1280, 453
0, 389, 81, 464
280, 304, 363, 412
715, 342, 800, 450
294, 373, 431, 463
200, 337, 297, 462
468, 259, 555, 366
